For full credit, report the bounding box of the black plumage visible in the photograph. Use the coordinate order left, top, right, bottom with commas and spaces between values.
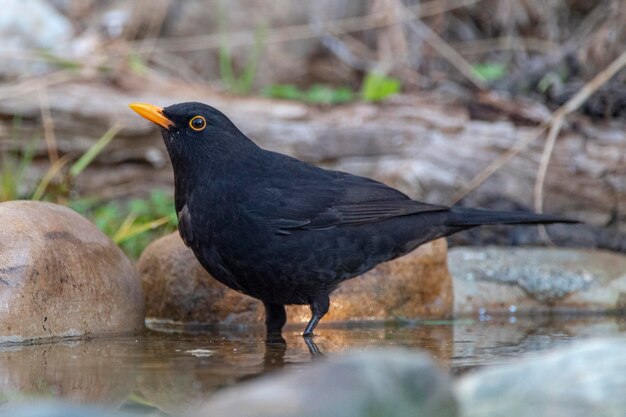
130, 101, 578, 339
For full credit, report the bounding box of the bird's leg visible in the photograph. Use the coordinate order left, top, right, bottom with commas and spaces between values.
303, 337, 325, 357
264, 302, 287, 343
302, 295, 330, 338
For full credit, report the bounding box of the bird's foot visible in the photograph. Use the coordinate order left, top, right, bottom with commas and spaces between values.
303, 335, 324, 356
265, 333, 286, 345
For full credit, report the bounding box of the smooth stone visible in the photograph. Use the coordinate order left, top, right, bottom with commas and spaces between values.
192, 349, 458, 417
455, 339, 626, 417
139, 233, 452, 326
450, 246, 626, 316
0, 201, 144, 343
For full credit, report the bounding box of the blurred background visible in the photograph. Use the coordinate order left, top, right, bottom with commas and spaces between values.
0, 0, 624, 257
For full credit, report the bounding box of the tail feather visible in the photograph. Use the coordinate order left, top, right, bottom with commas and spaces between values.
445, 207, 579, 227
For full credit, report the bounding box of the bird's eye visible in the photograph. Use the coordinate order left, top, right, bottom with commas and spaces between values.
189, 116, 206, 131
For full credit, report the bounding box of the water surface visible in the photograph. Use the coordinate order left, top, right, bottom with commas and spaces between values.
1, 315, 624, 415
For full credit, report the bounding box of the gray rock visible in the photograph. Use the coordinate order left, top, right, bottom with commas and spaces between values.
193, 349, 458, 417
0, 201, 144, 343
450, 247, 626, 316
455, 339, 626, 417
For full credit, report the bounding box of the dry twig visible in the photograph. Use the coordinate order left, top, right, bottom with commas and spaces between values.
534, 116, 564, 243
450, 37, 560, 56
38, 88, 59, 165
533, 116, 564, 215
395, 0, 487, 89
452, 50, 626, 204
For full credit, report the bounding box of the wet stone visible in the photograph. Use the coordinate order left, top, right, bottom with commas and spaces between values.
138, 233, 452, 326
192, 349, 458, 417
455, 339, 626, 417
450, 246, 626, 316
0, 201, 144, 343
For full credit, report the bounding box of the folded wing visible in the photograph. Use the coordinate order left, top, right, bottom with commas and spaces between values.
242, 170, 448, 234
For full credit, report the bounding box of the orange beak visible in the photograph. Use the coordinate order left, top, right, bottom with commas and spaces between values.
129, 103, 174, 129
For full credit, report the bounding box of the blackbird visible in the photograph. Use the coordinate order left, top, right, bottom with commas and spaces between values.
129, 102, 577, 339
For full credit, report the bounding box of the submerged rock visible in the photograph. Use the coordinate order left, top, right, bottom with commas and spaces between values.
455, 339, 626, 417
450, 247, 626, 316
0, 201, 144, 343
193, 349, 457, 417
138, 232, 452, 327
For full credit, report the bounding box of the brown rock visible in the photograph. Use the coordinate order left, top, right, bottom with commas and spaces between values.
0, 201, 144, 343
139, 231, 261, 325
322, 238, 451, 321
138, 233, 452, 326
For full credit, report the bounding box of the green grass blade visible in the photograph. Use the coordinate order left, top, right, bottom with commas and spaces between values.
31, 154, 73, 201
113, 216, 171, 244
70, 123, 123, 178
237, 26, 266, 94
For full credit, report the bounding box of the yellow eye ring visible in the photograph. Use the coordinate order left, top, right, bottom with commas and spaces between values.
189, 115, 206, 131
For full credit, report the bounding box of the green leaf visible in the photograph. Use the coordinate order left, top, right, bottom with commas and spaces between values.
361, 72, 401, 102
471, 62, 507, 82
261, 84, 304, 100
306, 85, 354, 104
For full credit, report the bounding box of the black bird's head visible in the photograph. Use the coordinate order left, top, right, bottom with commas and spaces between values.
129, 101, 256, 169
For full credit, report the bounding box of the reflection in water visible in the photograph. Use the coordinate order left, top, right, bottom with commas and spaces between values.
0, 338, 138, 407
263, 340, 288, 370
0, 316, 623, 415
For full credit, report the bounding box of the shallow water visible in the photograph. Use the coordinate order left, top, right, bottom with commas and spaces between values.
1, 315, 624, 415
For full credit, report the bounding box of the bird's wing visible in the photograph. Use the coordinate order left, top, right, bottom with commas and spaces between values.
242, 170, 448, 234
